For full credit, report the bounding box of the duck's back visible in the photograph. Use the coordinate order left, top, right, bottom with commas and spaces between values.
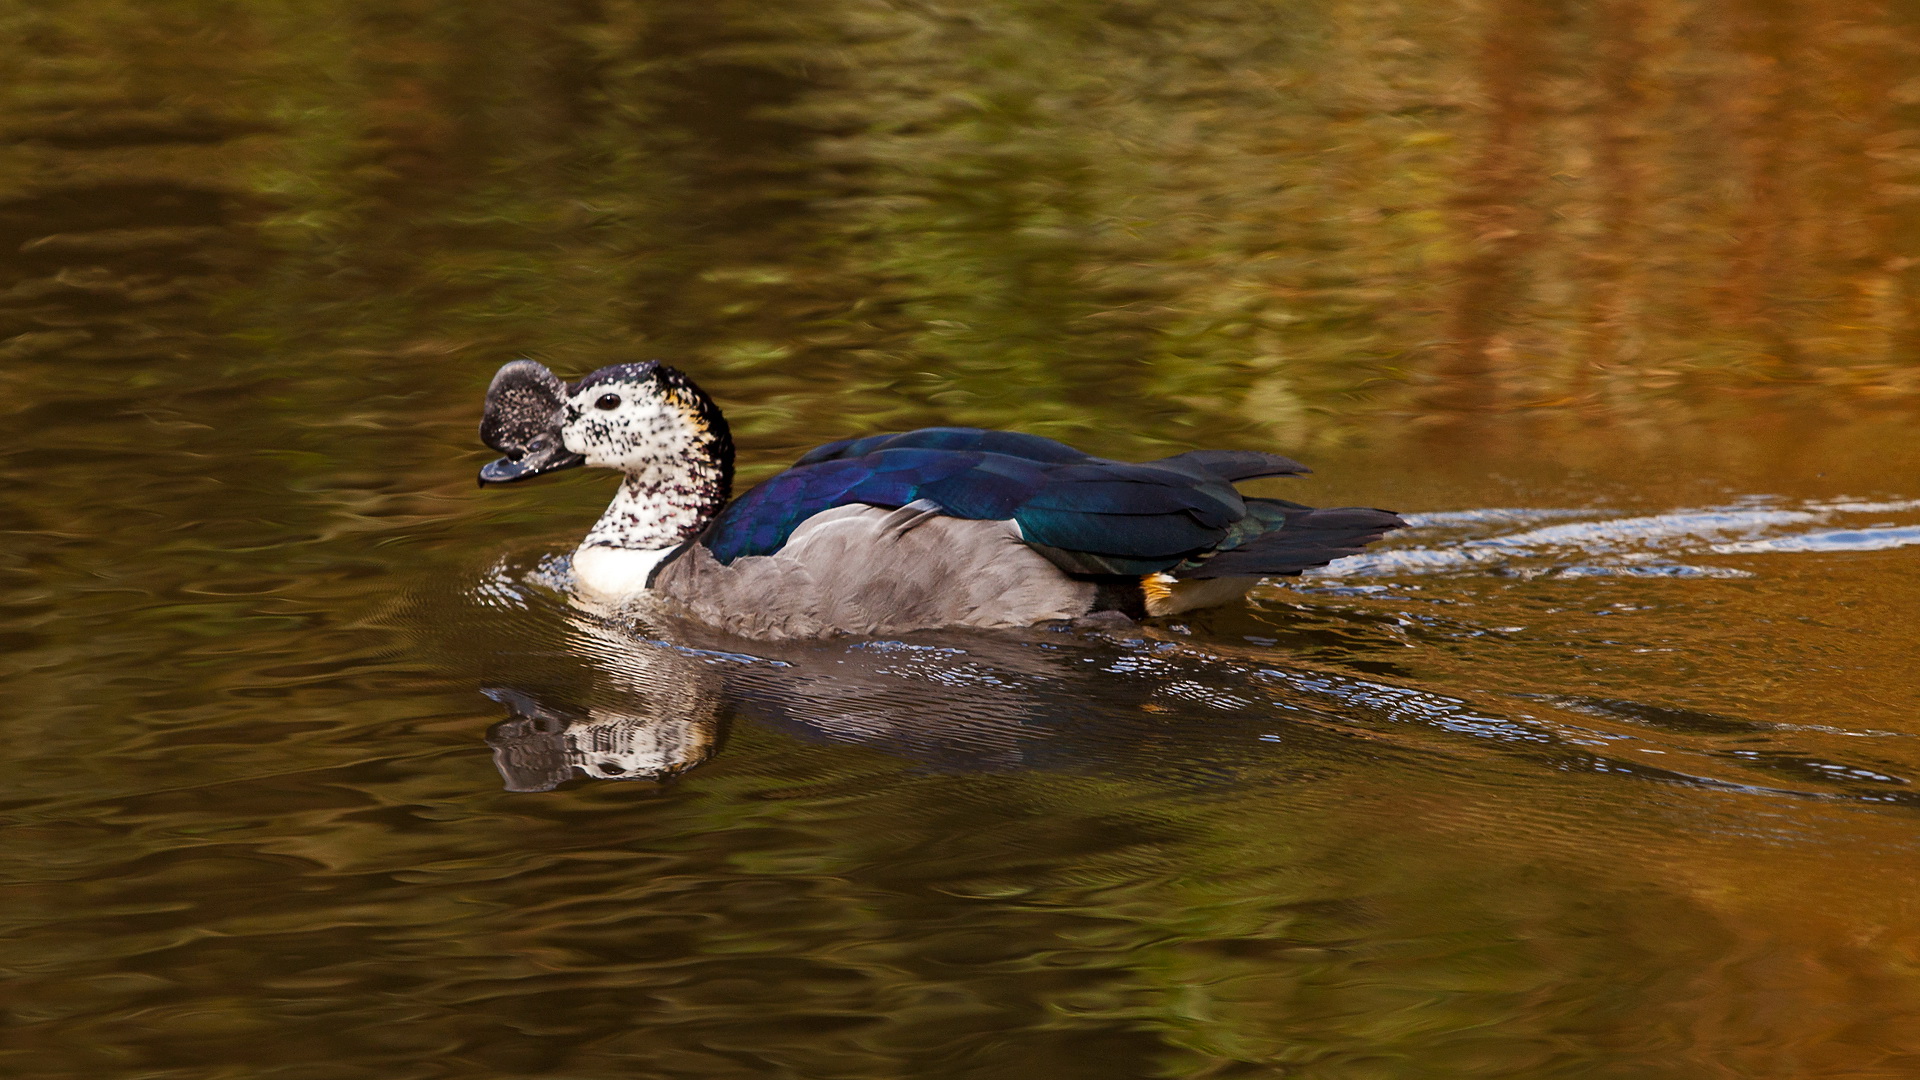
652, 503, 1097, 639
700, 428, 1303, 573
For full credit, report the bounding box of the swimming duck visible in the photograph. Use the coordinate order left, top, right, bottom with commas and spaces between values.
477, 359, 1404, 639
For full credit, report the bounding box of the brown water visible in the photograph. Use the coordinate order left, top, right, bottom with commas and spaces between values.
5, 3, 1920, 1077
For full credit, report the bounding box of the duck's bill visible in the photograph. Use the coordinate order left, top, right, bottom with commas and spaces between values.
478, 358, 583, 485
478, 445, 585, 485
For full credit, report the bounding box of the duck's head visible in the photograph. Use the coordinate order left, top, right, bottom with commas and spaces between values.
479, 359, 732, 485
558, 361, 732, 476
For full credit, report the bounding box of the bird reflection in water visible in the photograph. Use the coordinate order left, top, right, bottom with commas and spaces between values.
470, 577, 1116, 792
472, 547, 1821, 800
483, 686, 727, 792
480, 603, 731, 791
463, 536, 1565, 795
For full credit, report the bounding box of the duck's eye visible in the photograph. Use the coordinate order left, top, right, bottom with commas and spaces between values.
595, 393, 621, 411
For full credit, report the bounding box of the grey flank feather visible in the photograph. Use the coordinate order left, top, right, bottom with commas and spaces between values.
653, 505, 1097, 639
878, 498, 947, 541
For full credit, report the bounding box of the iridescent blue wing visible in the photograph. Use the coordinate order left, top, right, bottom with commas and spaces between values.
705, 429, 1395, 576
704, 448, 1247, 567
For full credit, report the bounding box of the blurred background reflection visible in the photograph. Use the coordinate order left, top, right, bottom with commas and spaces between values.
3, 1, 1920, 1077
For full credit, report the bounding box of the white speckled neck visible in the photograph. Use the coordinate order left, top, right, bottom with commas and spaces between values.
582, 469, 719, 552
566, 375, 732, 560
571, 426, 728, 599
551, 362, 734, 598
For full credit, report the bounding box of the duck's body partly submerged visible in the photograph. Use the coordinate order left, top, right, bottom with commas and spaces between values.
478, 360, 1404, 639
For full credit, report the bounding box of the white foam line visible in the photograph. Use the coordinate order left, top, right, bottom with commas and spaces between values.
1806, 499, 1920, 514
1316, 497, 1920, 578
1474, 509, 1819, 549
1712, 525, 1920, 554
1401, 508, 1601, 529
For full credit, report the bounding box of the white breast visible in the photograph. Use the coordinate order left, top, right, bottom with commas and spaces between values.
572, 544, 675, 601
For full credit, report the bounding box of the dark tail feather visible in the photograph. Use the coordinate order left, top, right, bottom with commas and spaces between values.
1152, 449, 1310, 481
1177, 505, 1405, 579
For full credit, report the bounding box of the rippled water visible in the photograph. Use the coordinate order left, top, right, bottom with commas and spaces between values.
10, 369, 1920, 1079
6, 3, 1920, 1078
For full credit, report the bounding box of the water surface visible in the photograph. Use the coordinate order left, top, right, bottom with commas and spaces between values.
4, 3, 1920, 1078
